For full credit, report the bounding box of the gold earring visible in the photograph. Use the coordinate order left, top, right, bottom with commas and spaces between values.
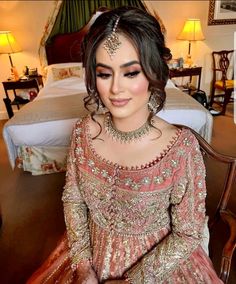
97, 98, 108, 114
148, 91, 159, 113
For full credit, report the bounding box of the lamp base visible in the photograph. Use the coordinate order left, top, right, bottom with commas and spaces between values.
184, 54, 193, 67
184, 54, 193, 68
11, 66, 20, 81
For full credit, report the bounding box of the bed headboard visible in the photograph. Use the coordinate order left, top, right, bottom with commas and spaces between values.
45, 8, 107, 65
45, 7, 165, 66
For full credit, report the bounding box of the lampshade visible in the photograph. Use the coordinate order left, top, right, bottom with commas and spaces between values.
0, 31, 21, 54
0, 31, 22, 79
177, 19, 205, 41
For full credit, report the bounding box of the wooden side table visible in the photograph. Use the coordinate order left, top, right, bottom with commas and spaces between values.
169, 67, 202, 94
2, 75, 43, 118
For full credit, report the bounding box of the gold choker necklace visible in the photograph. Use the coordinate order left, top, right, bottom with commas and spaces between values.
104, 113, 151, 143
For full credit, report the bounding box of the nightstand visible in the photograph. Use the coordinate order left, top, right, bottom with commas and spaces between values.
2, 75, 44, 118
169, 67, 202, 95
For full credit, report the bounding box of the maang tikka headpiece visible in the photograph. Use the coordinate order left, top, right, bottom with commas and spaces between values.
103, 16, 121, 58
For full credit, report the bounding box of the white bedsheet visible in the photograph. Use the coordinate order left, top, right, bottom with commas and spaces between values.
37, 77, 87, 99
3, 78, 213, 170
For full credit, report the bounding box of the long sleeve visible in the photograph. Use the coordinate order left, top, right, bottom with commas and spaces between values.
125, 137, 207, 283
62, 122, 92, 270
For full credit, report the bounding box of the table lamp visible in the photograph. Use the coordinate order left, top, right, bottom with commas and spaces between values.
177, 19, 205, 67
0, 31, 22, 80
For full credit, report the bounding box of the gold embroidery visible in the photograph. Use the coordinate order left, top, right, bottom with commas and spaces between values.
79, 172, 171, 236
63, 119, 209, 282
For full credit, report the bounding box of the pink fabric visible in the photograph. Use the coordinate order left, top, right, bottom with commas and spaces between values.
27, 116, 223, 283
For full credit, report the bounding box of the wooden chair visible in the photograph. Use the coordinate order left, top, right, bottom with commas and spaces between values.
209, 50, 234, 115
180, 125, 236, 283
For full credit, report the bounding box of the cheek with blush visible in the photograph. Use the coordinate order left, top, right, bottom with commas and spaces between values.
96, 80, 111, 107
129, 79, 149, 97
96, 80, 109, 98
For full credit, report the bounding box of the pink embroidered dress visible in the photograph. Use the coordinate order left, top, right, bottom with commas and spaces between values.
27, 116, 222, 283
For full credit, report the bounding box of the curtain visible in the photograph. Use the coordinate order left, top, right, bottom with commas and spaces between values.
39, 0, 165, 69
38, 0, 63, 74
46, 0, 147, 44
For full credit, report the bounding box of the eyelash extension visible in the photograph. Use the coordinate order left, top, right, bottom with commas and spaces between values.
96, 73, 111, 79
96, 70, 141, 79
124, 70, 141, 78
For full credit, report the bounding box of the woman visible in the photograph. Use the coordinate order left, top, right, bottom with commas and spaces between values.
27, 6, 222, 284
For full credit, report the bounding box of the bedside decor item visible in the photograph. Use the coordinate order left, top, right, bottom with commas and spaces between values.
23, 66, 29, 76
28, 68, 38, 77
177, 19, 205, 67
0, 31, 22, 80
168, 58, 184, 69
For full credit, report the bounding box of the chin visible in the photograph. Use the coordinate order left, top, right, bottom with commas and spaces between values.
109, 113, 129, 120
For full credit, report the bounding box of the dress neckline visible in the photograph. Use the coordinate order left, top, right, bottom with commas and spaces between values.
83, 115, 183, 171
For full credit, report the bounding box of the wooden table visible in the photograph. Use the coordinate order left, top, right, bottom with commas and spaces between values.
169, 67, 202, 94
2, 75, 43, 118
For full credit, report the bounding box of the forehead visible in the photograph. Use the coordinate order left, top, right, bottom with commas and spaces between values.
96, 34, 139, 66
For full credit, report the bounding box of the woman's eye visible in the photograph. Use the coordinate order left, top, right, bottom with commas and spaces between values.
124, 71, 141, 78
96, 73, 111, 79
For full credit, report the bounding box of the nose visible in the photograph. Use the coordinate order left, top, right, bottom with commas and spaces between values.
111, 74, 121, 95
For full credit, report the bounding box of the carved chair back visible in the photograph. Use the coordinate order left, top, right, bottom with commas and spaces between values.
177, 125, 236, 283
210, 50, 234, 115
212, 50, 234, 83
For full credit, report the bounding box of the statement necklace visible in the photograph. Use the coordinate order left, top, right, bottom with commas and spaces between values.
104, 113, 151, 143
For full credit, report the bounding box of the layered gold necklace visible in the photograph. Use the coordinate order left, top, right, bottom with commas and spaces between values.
104, 113, 152, 143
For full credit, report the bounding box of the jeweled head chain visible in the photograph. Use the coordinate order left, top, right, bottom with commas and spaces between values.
103, 16, 121, 58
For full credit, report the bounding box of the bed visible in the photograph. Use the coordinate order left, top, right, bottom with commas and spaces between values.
3, 9, 213, 176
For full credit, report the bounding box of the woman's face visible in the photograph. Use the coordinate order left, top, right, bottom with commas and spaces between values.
95, 34, 150, 122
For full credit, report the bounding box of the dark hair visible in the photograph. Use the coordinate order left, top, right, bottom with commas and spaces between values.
81, 6, 172, 126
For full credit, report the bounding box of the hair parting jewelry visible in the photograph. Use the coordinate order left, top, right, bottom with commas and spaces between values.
104, 113, 153, 143
103, 16, 121, 58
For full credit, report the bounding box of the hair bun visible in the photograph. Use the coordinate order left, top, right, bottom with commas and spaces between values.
162, 47, 172, 61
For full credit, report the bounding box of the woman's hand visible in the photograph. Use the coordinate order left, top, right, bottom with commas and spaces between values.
74, 261, 99, 284
78, 269, 98, 284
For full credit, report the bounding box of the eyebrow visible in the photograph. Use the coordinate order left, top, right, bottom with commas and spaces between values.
96, 60, 140, 70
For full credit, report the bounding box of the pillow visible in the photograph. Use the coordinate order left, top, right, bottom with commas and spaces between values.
44, 62, 83, 85
52, 66, 83, 81
166, 79, 178, 89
